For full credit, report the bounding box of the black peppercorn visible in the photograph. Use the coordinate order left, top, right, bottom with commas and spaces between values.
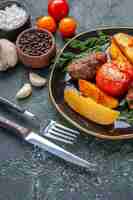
18, 29, 53, 56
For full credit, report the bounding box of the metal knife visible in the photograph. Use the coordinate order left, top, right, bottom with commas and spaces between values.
0, 116, 96, 169
0, 97, 35, 119
113, 120, 133, 135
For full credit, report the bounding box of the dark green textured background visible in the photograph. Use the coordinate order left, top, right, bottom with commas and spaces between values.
1, 0, 133, 199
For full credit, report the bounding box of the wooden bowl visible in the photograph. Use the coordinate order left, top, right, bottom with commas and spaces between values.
16, 28, 56, 69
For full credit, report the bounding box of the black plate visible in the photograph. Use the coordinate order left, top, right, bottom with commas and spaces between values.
49, 27, 133, 140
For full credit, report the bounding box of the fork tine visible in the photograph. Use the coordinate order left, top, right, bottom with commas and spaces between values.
52, 126, 77, 138
49, 130, 75, 141
45, 133, 73, 144
54, 122, 80, 135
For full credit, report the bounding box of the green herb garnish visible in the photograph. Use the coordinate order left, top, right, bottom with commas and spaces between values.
118, 99, 133, 125
68, 31, 109, 51
56, 52, 75, 69
119, 99, 128, 110
57, 31, 110, 69
119, 110, 133, 125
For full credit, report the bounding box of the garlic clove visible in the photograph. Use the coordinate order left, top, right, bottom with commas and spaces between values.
0, 39, 18, 71
16, 83, 32, 99
29, 73, 47, 87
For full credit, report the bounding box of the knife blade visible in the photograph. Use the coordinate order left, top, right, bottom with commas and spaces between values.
113, 120, 133, 135
26, 132, 96, 169
114, 120, 131, 129
0, 97, 35, 119
0, 116, 96, 169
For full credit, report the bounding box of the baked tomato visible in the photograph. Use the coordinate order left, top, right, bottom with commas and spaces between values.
48, 0, 69, 21
116, 62, 133, 80
96, 62, 131, 97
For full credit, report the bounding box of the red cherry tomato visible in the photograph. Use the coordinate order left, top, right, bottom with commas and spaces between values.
59, 17, 77, 38
48, 0, 69, 21
96, 62, 131, 97
36, 16, 56, 33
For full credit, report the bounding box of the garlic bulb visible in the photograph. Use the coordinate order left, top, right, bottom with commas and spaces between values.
0, 39, 18, 71
29, 73, 47, 87
16, 83, 32, 99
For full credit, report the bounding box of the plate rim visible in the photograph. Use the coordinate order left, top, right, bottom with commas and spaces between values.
49, 26, 133, 140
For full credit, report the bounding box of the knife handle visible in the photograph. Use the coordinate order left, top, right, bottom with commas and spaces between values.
0, 116, 30, 139
0, 97, 25, 114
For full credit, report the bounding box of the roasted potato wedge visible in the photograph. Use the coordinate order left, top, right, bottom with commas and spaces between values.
64, 88, 120, 125
79, 79, 118, 109
109, 38, 130, 64
113, 33, 133, 65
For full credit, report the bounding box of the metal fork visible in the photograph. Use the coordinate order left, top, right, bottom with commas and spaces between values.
0, 97, 80, 144
41, 120, 79, 144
